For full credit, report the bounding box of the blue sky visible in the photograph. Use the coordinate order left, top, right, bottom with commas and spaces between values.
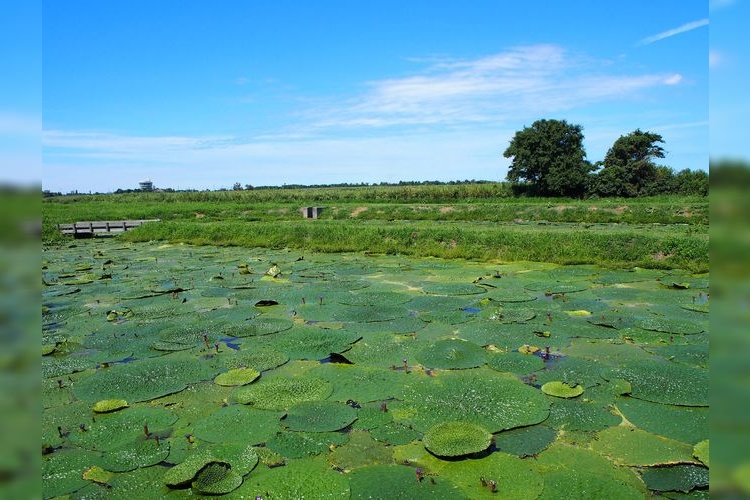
25, 1, 721, 191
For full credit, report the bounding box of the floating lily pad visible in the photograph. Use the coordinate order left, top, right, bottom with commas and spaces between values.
422, 421, 492, 457
422, 282, 486, 295
314, 364, 407, 403
545, 398, 620, 432
494, 424, 557, 457
398, 368, 550, 433
535, 443, 647, 499
92, 399, 129, 413
542, 381, 585, 398
369, 422, 420, 446
100, 435, 170, 472
416, 338, 486, 370
693, 440, 709, 467
233, 376, 333, 410
282, 400, 357, 432
592, 426, 697, 466
164, 449, 218, 488
191, 462, 243, 495
193, 405, 282, 445
636, 317, 705, 335
488, 307, 537, 323
641, 464, 709, 493
73, 354, 216, 403
329, 430, 393, 471
70, 406, 177, 452
234, 455, 350, 498
486, 351, 545, 375
615, 397, 708, 444
264, 326, 361, 360
43, 449, 101, 498
232, 317, 294, 337
602, 358, 708, 406
350, 401, 395, 430
214, 367, 260, 386
348, 464, 462, 499
266, 430, 347, 459
82, 465, 113, 484
392, 442, 542, 499
215, 347, 289, 372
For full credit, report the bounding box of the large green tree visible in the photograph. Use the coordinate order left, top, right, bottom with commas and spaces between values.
503, 119, 592, 197
592, 129, 665, 197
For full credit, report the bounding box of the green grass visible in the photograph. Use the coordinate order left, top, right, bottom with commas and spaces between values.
42, 185, 707, 271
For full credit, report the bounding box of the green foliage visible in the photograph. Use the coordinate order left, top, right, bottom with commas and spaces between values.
328, 430, 393, 470
233, 375, 333, 409
541, 381, 585, 398
504, 119, 593, 197
641, 464, 709, 493
416, 338, 487, 370
494, 424, 557, 457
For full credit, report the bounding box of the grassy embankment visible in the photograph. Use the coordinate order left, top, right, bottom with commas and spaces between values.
42, 185, 708, 272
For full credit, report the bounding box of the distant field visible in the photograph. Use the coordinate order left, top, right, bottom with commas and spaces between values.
43, 185, 708, 272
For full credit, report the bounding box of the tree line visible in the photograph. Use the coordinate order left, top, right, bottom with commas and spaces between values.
504, 119, 708, 197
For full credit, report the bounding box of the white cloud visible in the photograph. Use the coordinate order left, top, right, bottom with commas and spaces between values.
638, 19, 709, 46
709, 50, 723, 68
303, 45, 681, 132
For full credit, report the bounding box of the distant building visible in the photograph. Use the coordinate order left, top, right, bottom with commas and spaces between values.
139, 180, 154, 192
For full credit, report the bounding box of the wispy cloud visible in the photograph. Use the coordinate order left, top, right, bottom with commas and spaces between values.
638, 19, 709, 46
303, 45, 682, 131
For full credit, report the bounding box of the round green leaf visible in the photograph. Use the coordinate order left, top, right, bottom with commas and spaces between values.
214, 367, 260, 386
233, 376, 333, 410
541, 381, 585, 398
92, 399, 129, 413
282, 400, 357, 432
422, 421, 492, 457
416, 338, 486, 370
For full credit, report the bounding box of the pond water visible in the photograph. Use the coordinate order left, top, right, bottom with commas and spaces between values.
42, 239, 709, 497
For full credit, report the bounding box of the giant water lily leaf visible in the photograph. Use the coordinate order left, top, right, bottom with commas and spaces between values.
535, 443, 648, 499
192, 405, 282, 445
261, 326, 361, 360
163, 449, 217, 488
348, 464, 464, 499
43, 449, 101, 498
191, 462, 243, 495
422, 282, 486, 296
69, 406, 176, 452
641, 464, 709, 493
416, 338, 486, 370
214, 347, 288, 372
350, 401, 394, 430
101, 463, 169, 499
233, 455, 351, 498
422, 421, 492, 457
486, 351, 545, 375
343, 331, 423, 368
329, 430, 393, 471
541, 381, 585, 398
487, 306, 537, 324
282, 400, 358, 432
313, 364, 407, 403
636, 317, 705, 335
369, 422, 421, 446
266, 430, 347, 459
392, 442, 542, 500
592, 426, 697, 466
233, 376, 333, 410
533, 356, 607, 388
73, 354, 217, 403
338, 290, 411, 306
545, 398, 620, 432
693, 439, 709, 467
92, 399, 129, 413
231, 317, 294, 337
616, 397, 708, 444
214, 367, 261, 386
398, 368, 549, 433
494, 424, 557, 457
602, 358, 708, 406
100, 435, 170, 472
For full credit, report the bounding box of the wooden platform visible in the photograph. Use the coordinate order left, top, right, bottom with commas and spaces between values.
57, 219, 160, 237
